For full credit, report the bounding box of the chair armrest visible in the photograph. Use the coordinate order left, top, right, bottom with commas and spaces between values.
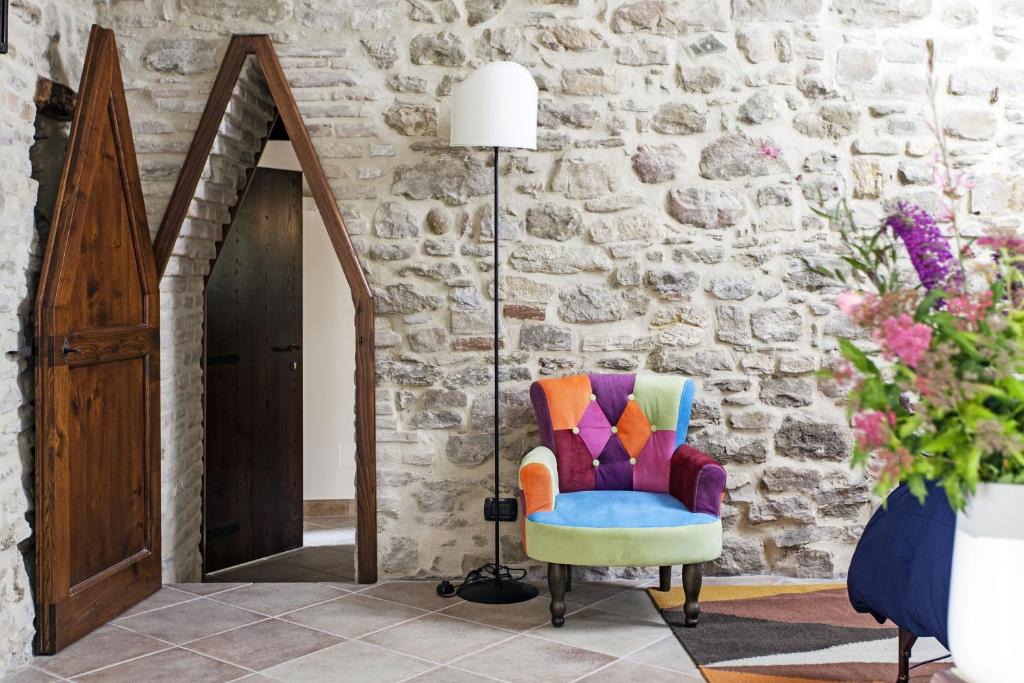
518, 446, 560, 516
669, 445, 727, 517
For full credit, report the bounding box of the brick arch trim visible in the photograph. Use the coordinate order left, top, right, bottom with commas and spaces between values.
152, 34, 377, 583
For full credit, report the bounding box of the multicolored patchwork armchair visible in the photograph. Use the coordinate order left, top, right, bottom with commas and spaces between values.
520, 373, 726, 627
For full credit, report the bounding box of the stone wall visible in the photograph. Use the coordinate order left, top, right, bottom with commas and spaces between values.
95, 0, 1023, 585
3, 1, 1023, 667
0, 1, 97, 675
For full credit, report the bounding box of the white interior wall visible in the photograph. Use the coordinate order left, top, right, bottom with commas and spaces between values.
259, 140, 357, 501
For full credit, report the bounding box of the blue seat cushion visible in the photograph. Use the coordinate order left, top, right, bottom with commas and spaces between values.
528, 490, 717, 529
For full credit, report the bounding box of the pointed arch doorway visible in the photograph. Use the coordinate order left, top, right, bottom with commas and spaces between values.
152, 35, 377, 583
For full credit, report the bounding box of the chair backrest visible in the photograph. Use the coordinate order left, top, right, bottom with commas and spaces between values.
529, 373, 696, 494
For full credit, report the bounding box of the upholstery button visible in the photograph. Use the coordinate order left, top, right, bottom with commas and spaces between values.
610, 426, 618, 434
592, 459, 600, 467
572, 426, 580, 434
629, 457, 637, 465
627, 393, 635, 400
651, 425, 658, 432
589, 393, 597, 401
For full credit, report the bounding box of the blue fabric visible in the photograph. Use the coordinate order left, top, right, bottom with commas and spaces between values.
528, 490, 717, 529
674, 379, 696, 449
847, 481, 954, 648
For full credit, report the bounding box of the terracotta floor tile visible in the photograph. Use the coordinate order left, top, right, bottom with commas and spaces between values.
438, 595, 562, 632
187, 619, 342, 671
456, 634, 615, 683
585, 587, 664, 621
169, 583, 251, 596
281, 594, 427, 638
119, 587, 196, 618
34, 625, 167, 678
4, 666, 62, 683
406, 666, 504, 683
358, 581, 464, 612
206, 561, 335, 584
626, 634, 703, 676
578, 659, 702, 682
75, 648, 248, 683
530, 606, 669, 657
362, 613, 512, 664
561, 580, 639, 606
277, 547, 353, 575
114, 597, 263, 644
260, 640, 432, 682
207, 582, 344, 616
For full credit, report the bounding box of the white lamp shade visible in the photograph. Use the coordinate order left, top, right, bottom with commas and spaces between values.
450, 62, 538, 150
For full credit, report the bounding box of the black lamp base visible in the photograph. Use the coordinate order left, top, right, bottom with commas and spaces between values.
436, 562, 539, 604
459, 576, 539, 604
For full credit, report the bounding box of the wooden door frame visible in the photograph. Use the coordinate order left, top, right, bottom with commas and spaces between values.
152, 35, 377, 583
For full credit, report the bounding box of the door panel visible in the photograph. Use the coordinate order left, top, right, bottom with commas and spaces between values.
66, 359, 148, 587
205, 167, 303, 573
35, 26, 160, 654
64, 105, 145, 330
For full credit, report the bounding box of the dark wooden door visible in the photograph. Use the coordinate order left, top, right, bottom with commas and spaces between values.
34, 26, 161, 654
204, 167, 303, 573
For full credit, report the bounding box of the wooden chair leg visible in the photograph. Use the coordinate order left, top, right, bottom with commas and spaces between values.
682, 563, 702, 627
897, 627, 917, 683
548, 562, 566, 627
659, 565, 672, 592
565, 565, 572, 593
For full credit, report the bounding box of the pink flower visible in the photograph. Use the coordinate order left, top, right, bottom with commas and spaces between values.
873, 447, 912, 482
877, 314, 932, 368
934, 203, 955, 223
947, 290, 992, 328
833, 360, 855, 386
760, 142, 780, 159
836, 291, 865, 318
853, 410, 896, 450
978, 231, 1024, 255
932, 162, 975, 196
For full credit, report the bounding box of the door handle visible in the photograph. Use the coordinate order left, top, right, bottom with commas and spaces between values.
61, 337, 82, 356
271, 344, 301, 353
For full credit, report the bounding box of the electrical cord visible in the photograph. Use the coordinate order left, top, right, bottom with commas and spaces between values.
909, 653, 951, 669
436, 563, 529, 598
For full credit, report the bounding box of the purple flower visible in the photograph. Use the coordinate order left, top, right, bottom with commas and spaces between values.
884, 202, 959, 291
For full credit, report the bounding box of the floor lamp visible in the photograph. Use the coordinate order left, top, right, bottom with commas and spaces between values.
438, 62, 540, 604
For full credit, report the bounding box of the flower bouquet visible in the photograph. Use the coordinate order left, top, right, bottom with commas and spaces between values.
813, 39, 1024, 682
813, 42, 1024, 512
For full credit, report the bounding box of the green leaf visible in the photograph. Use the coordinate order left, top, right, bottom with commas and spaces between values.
915, 289, 946, 318
936, 320, 981, 359
859, 377, 890, 410
919, 429, 959, 454
907, 475, 928, 504
839, 338, 880, 377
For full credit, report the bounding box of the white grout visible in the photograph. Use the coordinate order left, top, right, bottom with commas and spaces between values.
28, 578, 724, 683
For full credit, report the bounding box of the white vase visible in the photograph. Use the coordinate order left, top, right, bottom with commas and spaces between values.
948, 482, 1024, 682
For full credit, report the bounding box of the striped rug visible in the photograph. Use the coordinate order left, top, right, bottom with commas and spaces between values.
647, 583, 952, 682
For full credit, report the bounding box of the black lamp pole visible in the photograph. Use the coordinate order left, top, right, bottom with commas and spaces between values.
437, 147, 539, 604
492, 146, 502, 576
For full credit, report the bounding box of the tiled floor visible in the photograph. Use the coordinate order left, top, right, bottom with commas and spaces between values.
14, 576, 710, 682
206, 516, 356, 584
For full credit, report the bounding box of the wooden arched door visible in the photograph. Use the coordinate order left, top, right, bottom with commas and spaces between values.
34, 26, 161, 653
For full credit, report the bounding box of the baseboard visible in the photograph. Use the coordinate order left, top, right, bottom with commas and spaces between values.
303, 499, 354, 517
